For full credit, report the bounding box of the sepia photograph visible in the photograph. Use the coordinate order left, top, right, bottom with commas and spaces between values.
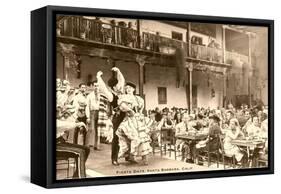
55, 14, 269, 180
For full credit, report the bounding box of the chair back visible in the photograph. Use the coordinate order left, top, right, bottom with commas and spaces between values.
218, 134, 225, 154
161, 128, 175, 144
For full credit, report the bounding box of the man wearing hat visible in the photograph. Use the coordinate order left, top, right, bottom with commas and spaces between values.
195, 114, 222, 164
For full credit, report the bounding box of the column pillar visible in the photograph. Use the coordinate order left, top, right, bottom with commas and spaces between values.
188, 63, 193, 113
222, 25, 226, 63
61, 52, 72, 80
59, 43, 75, 81
136, 55, 146, 98
222, 68, 227, 108
186, 22, 191, 57
136, 20, 141, 49
248, 34, 252, 108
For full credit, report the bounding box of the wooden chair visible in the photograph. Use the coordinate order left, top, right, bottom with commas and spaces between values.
207, 135, 221, 168
219, 135, 236, 169
195, 134, 220, 168
151, 134, 159, 155
257, 145, 268, 167
149, 127, 161, 155
56, 128, 85, 179
160, 128, 177, 160
56, 150, 78, 179
257, 157, 268, 167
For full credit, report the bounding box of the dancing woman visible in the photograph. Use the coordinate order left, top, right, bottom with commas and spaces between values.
116, 82, 152, 165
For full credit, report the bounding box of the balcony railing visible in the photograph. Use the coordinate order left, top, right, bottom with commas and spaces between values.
57, 16, 249, 66
142, 32, 187, 54
191, 44, 223, 63
225, 51, 249, 66
57, 16, 139, 48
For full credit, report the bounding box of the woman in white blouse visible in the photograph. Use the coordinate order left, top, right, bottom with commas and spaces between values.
224, 118, 248, 168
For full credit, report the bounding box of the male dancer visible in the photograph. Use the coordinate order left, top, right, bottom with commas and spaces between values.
94, 67, 128, 165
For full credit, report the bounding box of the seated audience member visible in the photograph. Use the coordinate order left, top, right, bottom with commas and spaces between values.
154, 107, 162, 122
246, 116, 261, 138
166, 111, 175, 126
194, 113, 207, 131
187, 114, 198, 131
223, 118, 248, 168
257, 110, 264, 124
257, 116, 268, 166
252, 113, 268, 167
195, 114, 222, 164
224, 110, 235, 126
241, 110, 252, 132
56, 106, 90, 178
237, 109, 250, 128
178, 114, 198, 163
175, 113, 190, 160
260, 113, 268, 139
159, 112, 175, 129
145, 111, 161, 146
174, 111, 182, 124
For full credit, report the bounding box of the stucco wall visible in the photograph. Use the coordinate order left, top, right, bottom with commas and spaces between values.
57, 55, 224, 110
56, 54, 139, 90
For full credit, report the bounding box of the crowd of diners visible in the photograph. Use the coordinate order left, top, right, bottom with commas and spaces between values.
56, 68, 268, 178
146, 104, 268, 168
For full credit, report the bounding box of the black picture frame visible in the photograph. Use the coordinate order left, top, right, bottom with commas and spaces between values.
31, 5, 274, 188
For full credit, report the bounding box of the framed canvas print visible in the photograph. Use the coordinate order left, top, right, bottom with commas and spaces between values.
31, 5, 274, 188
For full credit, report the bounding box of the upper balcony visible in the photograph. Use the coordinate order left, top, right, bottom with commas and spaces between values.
56, 16, 249, 68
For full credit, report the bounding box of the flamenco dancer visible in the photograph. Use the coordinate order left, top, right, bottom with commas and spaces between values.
116, 82, 152, 165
